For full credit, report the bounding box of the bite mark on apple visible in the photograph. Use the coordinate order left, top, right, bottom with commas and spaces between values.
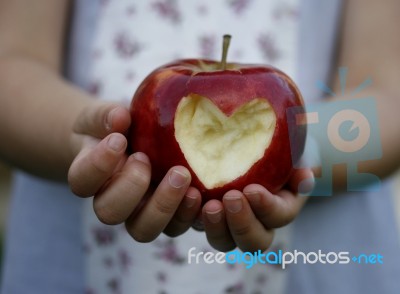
174, 95, 276, 189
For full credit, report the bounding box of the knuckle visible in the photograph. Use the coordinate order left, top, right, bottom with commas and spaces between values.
153, 197, 177, 216
128, 227, 155, 243
276, 213, 295, 227
269, 206, 297, 228
207, 235, 236, 252
68, 170, 89, 197
237, 234, 273, 253
214, 243, 236, 253
91, 151, 113, 174
68, 172, 79, 194
128, 164, 151, 190
173, 208, 193, 225
72, 106, 89, 134
163, 217, 192, 237
69, 183, 85, 197
231, 223, 253, 237
94, 205, 123, 225
163, 227, 182, 238
240, 243, 269, 254
76, 103, 110, 135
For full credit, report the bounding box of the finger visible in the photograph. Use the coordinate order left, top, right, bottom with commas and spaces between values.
202, 200, 236, 252
163, 187, 202, 237
287, 168, 315, 195
243, 184, 307, 228
192, 216, 205, 232
223, 190, 274, 252
125, 166, 191, 242
68, 133, 127, 197
74, 102, 131, 138
93, 152, 151, 225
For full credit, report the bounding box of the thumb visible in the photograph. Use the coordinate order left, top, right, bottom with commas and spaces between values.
73, 101, 131, 138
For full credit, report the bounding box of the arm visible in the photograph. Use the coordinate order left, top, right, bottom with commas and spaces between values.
0, 0, 94, 180
329, 0, 400, 183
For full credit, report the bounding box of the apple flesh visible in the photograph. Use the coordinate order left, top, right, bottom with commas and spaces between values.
175, 95, 276, 190
129, 59, 305, 202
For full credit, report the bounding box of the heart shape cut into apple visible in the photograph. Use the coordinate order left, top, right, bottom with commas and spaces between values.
174, 94, 276, 189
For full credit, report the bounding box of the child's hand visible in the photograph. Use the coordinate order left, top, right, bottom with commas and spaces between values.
68, 102, 202, 241
201, 168, 314, 252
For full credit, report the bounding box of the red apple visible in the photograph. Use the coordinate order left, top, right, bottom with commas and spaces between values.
129, 35, 305, 202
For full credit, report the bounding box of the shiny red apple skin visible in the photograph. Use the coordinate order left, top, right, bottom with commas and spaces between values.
129, 59, 305, 202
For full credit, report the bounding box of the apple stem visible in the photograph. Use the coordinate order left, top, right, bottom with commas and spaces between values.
220, 34, 231, 70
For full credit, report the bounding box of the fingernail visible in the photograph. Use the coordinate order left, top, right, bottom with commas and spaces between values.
183, 195, 197, 208
107, 135, 126, 152
169, 169, 189, 188
206, 209, 222, 224
132, 152, 149, 164
105, 108, 117, 131
224, 195, 243, 213
298, 177, 315, 196
244, 191, 260, 204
